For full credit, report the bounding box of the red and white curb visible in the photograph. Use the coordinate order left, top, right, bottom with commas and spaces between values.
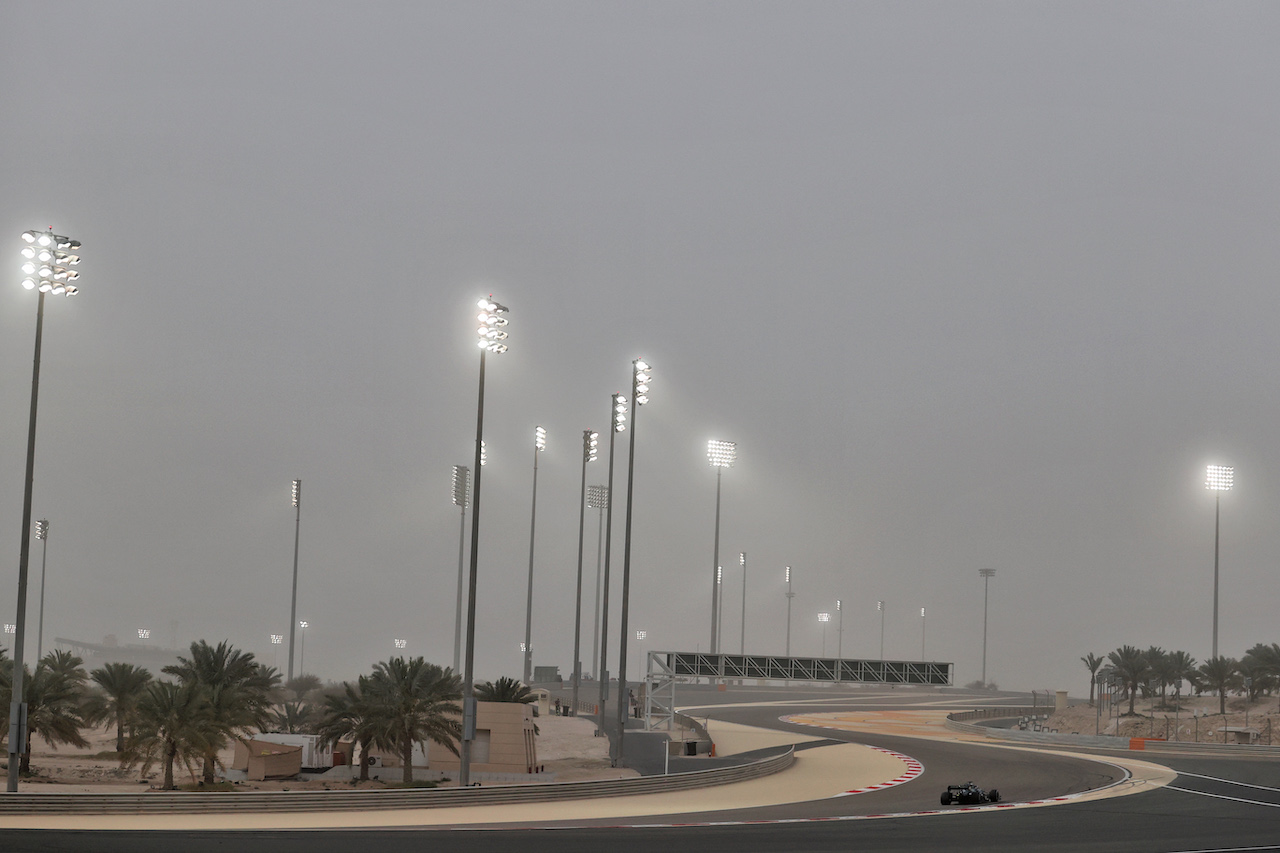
780, 714, 925, 797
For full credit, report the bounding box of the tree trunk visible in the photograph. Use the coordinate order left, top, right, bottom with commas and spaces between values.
163, 742, 176, 790
116, 717, 125, 754
359, 737, 371, 781
1220, 690, 1226, 715
202, 750, 216, 785
402, 737, 413, 785
20, 730, 32, 775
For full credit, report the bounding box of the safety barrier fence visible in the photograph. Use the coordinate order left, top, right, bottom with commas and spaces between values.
0, 745, 794, 815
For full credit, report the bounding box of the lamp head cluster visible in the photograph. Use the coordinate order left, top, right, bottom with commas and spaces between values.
739, 552, 745, 565
584, 430, 599, 462
587, 484, 609, 509
707, 439, 737, 468
35, 519, 48, 541
818, 612, 830, 623
480, 440, 487, 466
877, 600, 883, 611
920, 607, 926, 617
613, 393, 628, 432
476, 298, 509, 353
137, 628, 151, 639
20, 230, 81, 295
394, 638, 407, 649
299, 620, 309, 629
452, 465, 470, 507
270, 634, 283, 644
717, 565, 722, 584
785, 566, 791, 584
1206, 465, 1234, 492
979, 568, 996, 579
633, 359, 651, 405
291, 479, 301, 508
534, 425, 547, 452
836, 599, 841, 611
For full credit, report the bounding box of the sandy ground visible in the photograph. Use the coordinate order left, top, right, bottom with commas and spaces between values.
1046, 693, 1280, 743
14, 713, 632, 792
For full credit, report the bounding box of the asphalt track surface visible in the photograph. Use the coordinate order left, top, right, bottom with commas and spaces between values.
5, 687, 1280, 852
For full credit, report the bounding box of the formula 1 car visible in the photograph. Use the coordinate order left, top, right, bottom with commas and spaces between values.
940, 782, 1001, 805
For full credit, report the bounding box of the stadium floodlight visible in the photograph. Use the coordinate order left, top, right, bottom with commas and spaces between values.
615, 358, 652, 763
707, 439, 737, 654
522, 426, 548, 684
287, 479, 303, 682
571, 430, 600, 715
1206, 464, 1234, 658
450, 465, 470, 673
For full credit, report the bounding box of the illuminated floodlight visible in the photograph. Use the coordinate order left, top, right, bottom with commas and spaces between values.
19, 230, 81, 299
785, 566, 791, 584
394, 638, 407, 649
636, 630, 647, 641
707, 439, 737, 468
877, 600, 883, 612
299, 620, 309, 629
716, 565, 722, 584
739, 552, 745, 566
519, 642, 527, 652
1206, 465, 1234, 491
535, 426, 546, 452
921, 607, 927, 617
818, 612, 830, 623
270, 634, 283, 644
587, 484, 609, 509
138, 628, 151, 639
3, 625, 14, 635
476, 297, 510, 354
583, 430, 599, 463
836, 599, 842, 611
613, 394, 628, 432
35, 520, 48, 541
633, 359, 651, 405
292, 479, 301, 508
452, 465, 470, 507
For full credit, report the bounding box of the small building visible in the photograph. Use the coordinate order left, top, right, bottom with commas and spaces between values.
232, 738, 303, 781
1221, 726, 1261, 744
369, 700, 538, 778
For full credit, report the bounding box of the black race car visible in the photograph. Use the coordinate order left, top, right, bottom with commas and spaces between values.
940, 782, 1001, 805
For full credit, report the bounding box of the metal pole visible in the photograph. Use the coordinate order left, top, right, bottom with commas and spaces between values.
597, 397, 622, 735
36, 523, 48, 663
299, 625, 305, 675
570, 432, 590, 714
710, 467, 722, 654
459, 348, 487, 788
1212, 491, 1220, 659
522, 437, 540, 685
921, 608, 926, 660
9, 290, 45, 792
287, 481, 301, 683
592, 496, 604, 679
837, 604, 843, 660
785, 571, 794, 657
981, 572, 992, 685
452, 474, 467, 674
879, 602, 885, 659
739, 553, 747, 655
615, 377, 641, 765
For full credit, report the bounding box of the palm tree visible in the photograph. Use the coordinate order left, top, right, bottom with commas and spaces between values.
1107, 645, 1150, 715
284, 674, 323, 703
1080, 653, 1103, 706
83, 662, 153, 753
164, 640, 280, 784
270, 700, 315, 734
123, 680, 214, 790
1237, 654, 1272, 702
1145, 647, 1169, 703
1195, 656, 1239, 715
364, 657, 462, 784
15, 650, 91, 774
474, 676, 536, 704
1165, 651, 1197, 706
316, 677, 378, 780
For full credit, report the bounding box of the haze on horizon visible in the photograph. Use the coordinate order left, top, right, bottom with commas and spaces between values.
3, 2, 1279, 698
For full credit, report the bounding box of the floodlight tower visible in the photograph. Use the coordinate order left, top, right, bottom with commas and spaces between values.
818, 612, 831, 656
707, 440, 736, 653
11, 229, 81, 794
596, 394, 626, 734
784, 567, 795, 656
450, 466, 470, 673
877, 600, 885, 659
716, 566, 723, 653
1206, 465, 1234, 659
587, 484, 608, 678
739, 552, 747, 654
570, 430, 599, 714
616, 358, 651, 765
460, 296, 509, 788
34, 520, 48, 662
979, 569, 996, 685
836, 599, 844, 660
522, 426, 547, 684
920, 607, 927, 660
287, 479, 302, 682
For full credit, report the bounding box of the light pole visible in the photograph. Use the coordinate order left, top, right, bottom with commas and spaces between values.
979, 568, 996, 686
739, 552, 747, 654
716, 566, 723, 652
596, 394, 626, 735
784, 567, 795, 656
707, 440, 736, 653
450, 465, 470, 674
571, 430, 599, 715
1206, 465, 1233, 659
877, 600, 885, 659
395, 638, 407, 651
34, 520, 48, 662
587, 484, 608, 679
270, 633, 283, 669
460, 296, 509, 788
920, 607, 927, 660
298, 621, 308, 674
836, 599, 843, 660
635, 630, 647, 685
287, 479, 302, 682
616, 358, 651, 766
522, 426, 547, 684
10, 228, 81, 793
818, 612, 830, 656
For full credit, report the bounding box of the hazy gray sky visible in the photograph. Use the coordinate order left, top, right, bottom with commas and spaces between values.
3, 2, 1279, 696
